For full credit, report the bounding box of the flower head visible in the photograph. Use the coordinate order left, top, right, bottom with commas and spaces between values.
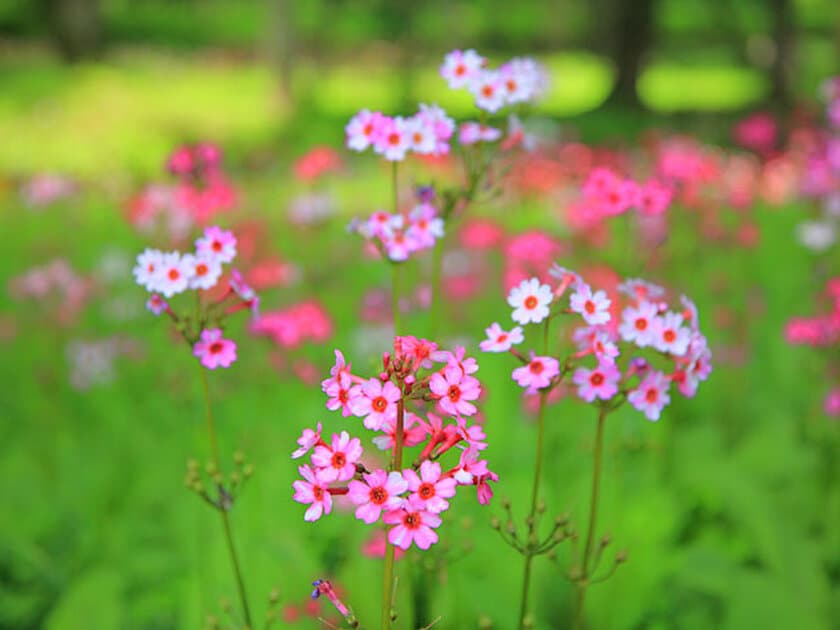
512, 353, 560, 390
311, 431, 363, 483
383, 500, 442, 550
193, 328, 237, 369
479, 322, 524, 352
570, 284, 611, 326
628, 370, 671, 421
347, 470, 408, 524
195, 226, 237, 264
508, 277, 553, 325
573, 362, 621, 402
293, 464, 332, 522
403, 460, 457, 513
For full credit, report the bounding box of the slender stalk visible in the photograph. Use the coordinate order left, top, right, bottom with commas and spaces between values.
575, 406, 608, 630
199, 368, 253, 629
428, 239, 444, 338
392, 264, 401, 336
381, 395, 406, 630
392, 161, 399, 216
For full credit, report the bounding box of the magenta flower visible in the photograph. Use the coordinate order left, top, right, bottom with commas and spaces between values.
573, 362, 621, 402
346, 109, 386, 152
193, 328, 237, 369
145, 293, 168, 316
628, 370, 672, 421
512, 354, 559, 390
480, 322, 524, 352
429, 364, 481, 416
347, 470, 408, 524
350, 378, 401, 430
383, 500, 442, 550
311, 431, 363, 483
292, 423, 323, 459
323, 371, 359, 417
195, 225, 237, 264
292, 465, 333, 522
373, 116, 410, 162
403, 461, 457, 514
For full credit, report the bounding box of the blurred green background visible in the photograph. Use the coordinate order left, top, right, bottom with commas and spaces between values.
1, 1, 840, 629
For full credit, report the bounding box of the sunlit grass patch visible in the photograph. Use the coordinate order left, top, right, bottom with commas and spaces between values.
639, 63, 768, 112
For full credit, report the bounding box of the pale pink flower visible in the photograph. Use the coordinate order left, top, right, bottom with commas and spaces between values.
404, 116, 437, 155
508, 277, 553, 325
366, 210, 402, 239
133, 248, 163, 291
573, 362, 621, 402
195, 226, 237, 264
469, 70, 506, 113
618, 278, 665, 302
479, 322, 524, 352
184, 254, 222, 290
346, 109, 386, 152
155, 251, 191, 297
429, 364, 481, 416
570, 284, 611, 326
440, 49, 485, 89
590, 329, 620, 364
619, 301, 659, 347
347, 469, 408, 524
383, 499, 442, 550
383, 229, 419, 262
312, 431, 363, 483
628, 370, 671, 421
406, 205, 444, 249
417, 103, 455, 155
680, 295, 700, 331
293, 464, 332, 522
403, 461, 457, 513
652, 312, 691, 356
292, 422, 323, 459
512, 354, 560, 390
230, 268, 255, 300
350, 378, 401, 430
193, 328, 237, 369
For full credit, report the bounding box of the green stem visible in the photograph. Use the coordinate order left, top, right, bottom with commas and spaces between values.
381, 395, 406, 630
392, 264, 401, 336
428, 239, 444, 338
199, 368, 252, 629
575, 406, 608, 630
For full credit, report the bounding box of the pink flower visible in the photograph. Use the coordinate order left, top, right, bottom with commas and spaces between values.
403, 461, 457, 513
570, 284, 611, 326
416, 104, 455, 155
459, 122, 502, 145
404, 116, 437, 155
824, 388, 840, 417
652, 312, 691, 356
323, 372, 359, 417
619, 301, 659, 347
512, 354, 560, 390
405, 205, 444, 249
347, 469, 408, 523
429, 364, 481, 416
590, 329, 620, 364
372, 411, 427, 451
350, 378, 401, 430
146, 293, 168, 316
293, 465, 333, 522
440, 49, 485, 89
195, 226, 237, 264
383, 499, 442, 550
193, 328, 237, 369
636, 180, 672, 216
383, 229, 420, 262
374, 116, 410, 162
508, 277, 553, 325
573, 362, 621, 402
292, 423, 323, 459
618, 278, 665, 302
311, 431, 363, 483
479, 322, 524, 352
628, 370, 671, 421
346, 109, 386, 152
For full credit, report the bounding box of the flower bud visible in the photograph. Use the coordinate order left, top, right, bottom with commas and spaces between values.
616, 550, 628, 563
243, 464, 255, 478
234, 450, 245, 465
490, 517, 501, 530
269, 587, 280, 603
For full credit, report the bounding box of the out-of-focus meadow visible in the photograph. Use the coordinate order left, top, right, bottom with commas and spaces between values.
1, 1, 840, 629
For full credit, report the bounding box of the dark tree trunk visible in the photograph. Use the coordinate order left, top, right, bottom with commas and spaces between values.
605, 0, 657, 108
268, 0, 295, 111
41, 0, 102, 61
769, 0, 795, 110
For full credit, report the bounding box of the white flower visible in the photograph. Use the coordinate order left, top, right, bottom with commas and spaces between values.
507, 278, 553, 325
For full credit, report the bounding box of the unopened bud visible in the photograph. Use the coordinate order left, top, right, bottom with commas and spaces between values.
269, 587, 280, 603
478, 614, 493, 629
234, 450, 245, 465
501, 497, 511, 509
490, 517, 501, 530
522, 613, 534, 629
205, 461, 217, 475
536, 500, 546, 514
187, 458, 199, 472
220, 597, 231, 612
616, 550, 628, 563
555, 512, 569, 526
600, 534, 611, 547
231, 471, 242, 485
243, 464, 255, 478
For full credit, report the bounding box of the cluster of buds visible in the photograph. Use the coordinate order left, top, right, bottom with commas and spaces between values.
349, 188, 444, 262
345, 104, 455, 161
133, 225, 259, 369
185, 450, 254, 513
440, 49, 547, 114
492, 499, 575, 568
292, 336, 497, 550
481, 267, 712, 421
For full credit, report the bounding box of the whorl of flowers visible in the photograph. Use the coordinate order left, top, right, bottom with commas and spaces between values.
348, 188, 445, 262
292, 337, 496, 551
481, 267, 712, 421
440, 49, 548, 113
345, 104, 455, 161
132, 225, 259, 369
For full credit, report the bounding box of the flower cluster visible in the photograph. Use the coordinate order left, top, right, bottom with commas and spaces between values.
292, 337, 496, 550
345, 104, 455, 161
440, 49, 547, 113
133, 225, 258, 369
349, 194, 445, 262
482, 268, 712, 421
